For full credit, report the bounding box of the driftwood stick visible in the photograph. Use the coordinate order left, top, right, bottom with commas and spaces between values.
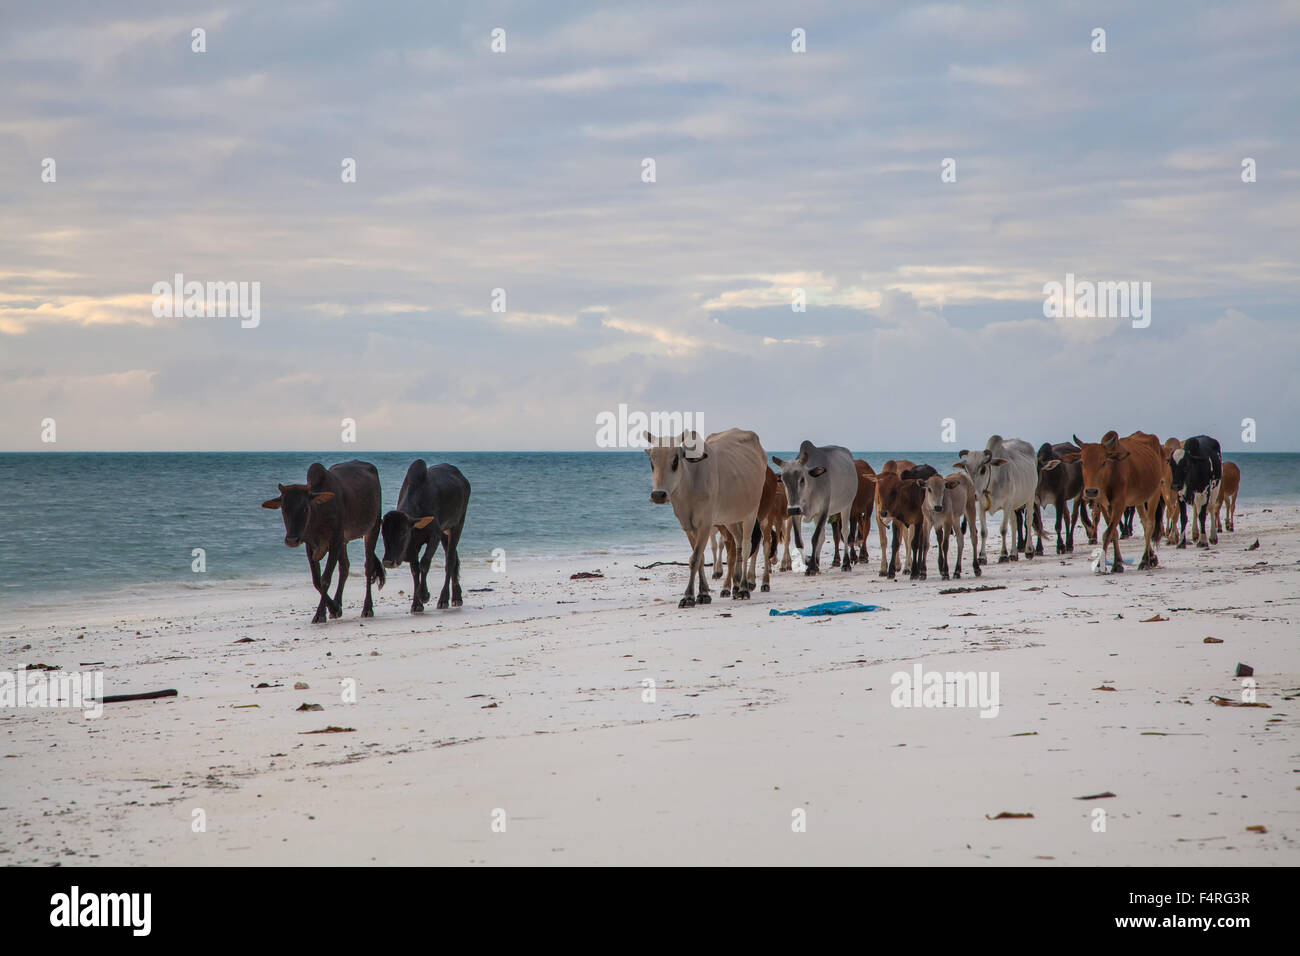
99, 689, 179, 704
938, 585, 1006, 595
635, 560, 715, 570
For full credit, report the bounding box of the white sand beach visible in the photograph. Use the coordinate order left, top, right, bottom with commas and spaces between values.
3, 508, 1297, 866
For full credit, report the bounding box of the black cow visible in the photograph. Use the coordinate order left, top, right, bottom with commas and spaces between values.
380, 460, 471, 611
1034, 442, 1097, 554
1169, 435, 1223, 549
262, 460, 385, 623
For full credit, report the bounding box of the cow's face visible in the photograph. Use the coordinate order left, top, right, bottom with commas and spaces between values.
1073, 433, 1129, 502
773, 452, 825, 516
874, 473, 900, 520
922, 475, 947, 515
644, 431, 707, 504
954, 449, 1004, 502
381, 510, 439, 566
261, 483, 334, 548
1168, 448, 1190, 499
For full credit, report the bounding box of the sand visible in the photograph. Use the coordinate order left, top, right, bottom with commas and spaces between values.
2, 506, 1297, 866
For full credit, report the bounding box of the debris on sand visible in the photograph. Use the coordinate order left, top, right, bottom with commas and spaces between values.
986, 811, 1034, 820
1235, 662, 1254, 678
570, 571, 604, 579
296, 702, 323, 712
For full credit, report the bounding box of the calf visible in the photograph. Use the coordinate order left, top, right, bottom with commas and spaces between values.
1160, 438, 1183, 544
774, 441, 857, 574
262, 460, 385, 623
1074, 430, 1165, 571
1169, 434, 1223, 548
874, 459, 916, 575
955, 436, 1038, 563
1213, 461, 1241, 533
380, 460, 471, 612
875, 473, 929, 580
921, 472, 980, 579
647, 429, 766, 607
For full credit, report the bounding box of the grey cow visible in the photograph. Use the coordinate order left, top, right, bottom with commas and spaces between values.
955, 435, 1039, 564
773, 441, 857, 574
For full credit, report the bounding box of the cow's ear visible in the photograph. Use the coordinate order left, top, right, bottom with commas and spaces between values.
1042, 459, 1061, 471
952, 462, 965, 470
310, 492, 335, 504
1061, 452, 1081, 462
413, 516, 437, 529
808, 466, 827, 477
261, 497, 282, 510
642, 431, 655, 447
990, 458, 1008, 466
771, 456, 784, 466
944, 478, 960, 489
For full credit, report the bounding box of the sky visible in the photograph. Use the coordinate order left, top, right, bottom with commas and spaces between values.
1, 0, 1297, 452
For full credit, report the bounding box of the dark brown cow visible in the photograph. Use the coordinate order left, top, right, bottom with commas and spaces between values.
1073, 431, 1165, 572
262, 460, 386, 622
875, 472, 929, 580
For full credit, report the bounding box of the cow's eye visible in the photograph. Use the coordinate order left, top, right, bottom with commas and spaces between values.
671, 456, 679, 471
979, 467, 986, 475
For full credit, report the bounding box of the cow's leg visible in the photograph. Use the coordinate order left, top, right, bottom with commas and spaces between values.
831, 519, 843, 567
760, 522, 773, 592
1137, 498, 1159, 569
409, 545, 426, 613
1175, 500, 1188, 548
308, 555, 331, 624
887, 522, 901, 580
938, 526, 950, 580
1024, 503, 1039, 559
680, 527, 703, 608
418, 539, 436, 604
977, 503, 989, 566
709, 529, 724, 580
328, 544, 348, 619
1208, 484, 1220, 543
1105, 507, 1124, 573
736, 518, 757, 599
779, 519, 793, 571
361, 520, 381, 618
807, 513, 828, 575
1194, 493, 1209, 549
839, 511, 853, 571
997, 508, 1012, 563
717, 526, 735, 597
1228, 493, 1236, 532
876, 514, 890, 575
728, 522, 744, 597
442, 526, 463, 607
967, 503, 981, 576
910, 522, 925, 580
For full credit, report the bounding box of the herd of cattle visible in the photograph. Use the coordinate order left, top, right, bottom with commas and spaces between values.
258, 431, 1242, 620
644, 429, 1242, 609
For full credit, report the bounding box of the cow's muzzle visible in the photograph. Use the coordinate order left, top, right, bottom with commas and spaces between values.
649, 490, 668, 504
786, 507, 801, 516
931, 505, 944, 513
382, 558, 400, 569
284, 536, 301, 548
1083, 488, 1099, 500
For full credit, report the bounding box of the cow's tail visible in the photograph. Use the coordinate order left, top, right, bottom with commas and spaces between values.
750, 519, 763, 555
1153, 493, 1165, 540
960, 517, 967, 535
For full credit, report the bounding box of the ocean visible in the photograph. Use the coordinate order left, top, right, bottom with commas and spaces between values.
1, 451, 1294, 608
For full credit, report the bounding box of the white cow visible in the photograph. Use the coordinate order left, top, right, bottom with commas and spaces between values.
955, 435, 1039, 564
645, 429, 767, 607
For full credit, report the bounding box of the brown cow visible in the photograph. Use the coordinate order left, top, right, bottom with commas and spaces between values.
833, 459, 876, 567
875, 472, 929, 580
922, 472, 981, 579
710, 469, 802, 592
262, 460, 386, 623
874, 459, 916, 575
1073, 431, 1165, 572
1159, 437, 1182, 545
1213, 461, 1241, 533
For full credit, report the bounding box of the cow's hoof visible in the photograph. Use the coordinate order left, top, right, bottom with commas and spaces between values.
1035, 545, 1044, 556
679, 596, 696, 609
1111, 561, 1124, 573
1177, 541, 1186, 549
437, 599, 450, 610
311, 612, 327, 624
1197, 540, 1209, 549
1024, 551, 1034, 561
953, 569, 962, 579
329, 606, 343, 620
362, 606, 374, 618
997, 555, 1010, 564
973, 564, 982, 577
804, 568, 816, 577
1209, 536, 1218, 545
420, 588, 431, 602
452, 598, 463, 607
411, 602, 424, 613
720, 588, 731, 597
760, 584, 770, 592
697, 593, 711, 605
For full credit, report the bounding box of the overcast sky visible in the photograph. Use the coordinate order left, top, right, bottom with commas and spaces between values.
1, 0, 1297, 452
